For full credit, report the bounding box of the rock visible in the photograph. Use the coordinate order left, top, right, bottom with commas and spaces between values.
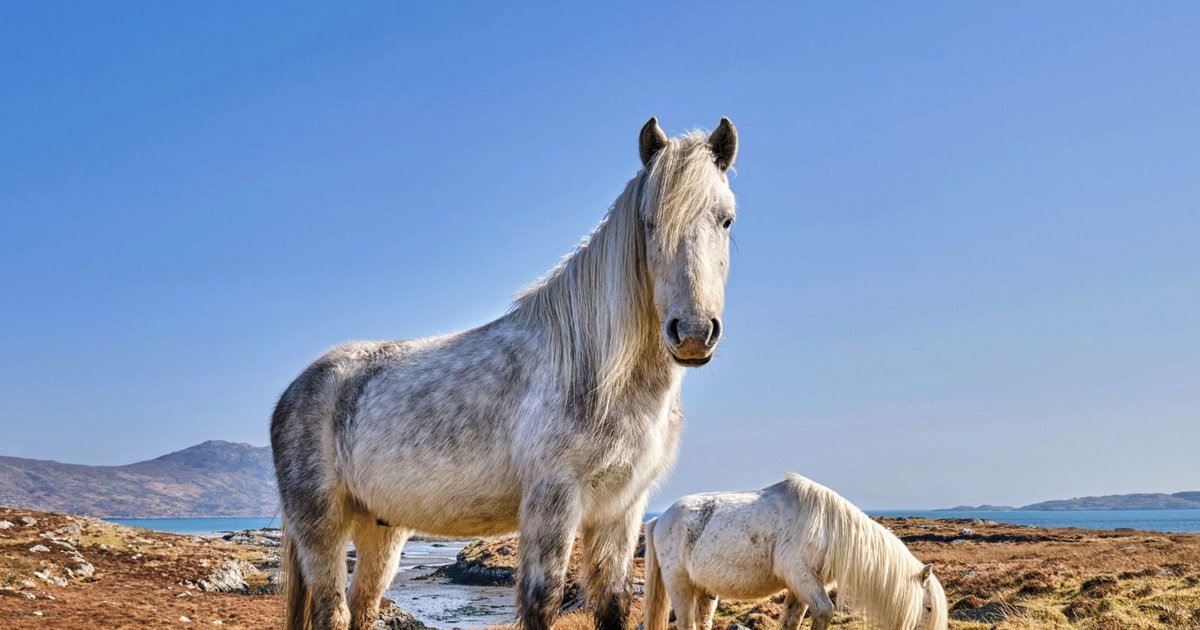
34, 569, 68, 587
29, 545, 51, 553
19, 592, 35, 600
0, 520, 13, 529
33, 611, 43, 617
726, 624, 753, 630
434, 540, 517, 586
20, 516, 38, 526
180, 615, 191, 622
375, 600, 434, 630
43, 524, 82, 543
958, 528, 975, 536
198, 560, 253, 593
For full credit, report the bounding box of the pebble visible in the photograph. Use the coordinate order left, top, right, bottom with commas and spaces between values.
180, 615, 191, 622
0, 520, 13, 529
29, 545, 51, 553
21, 516, 38, 526
33, 611, 43, 617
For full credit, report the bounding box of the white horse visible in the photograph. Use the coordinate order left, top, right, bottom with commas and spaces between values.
270, 117, 740, 630
644, 474, 948, 630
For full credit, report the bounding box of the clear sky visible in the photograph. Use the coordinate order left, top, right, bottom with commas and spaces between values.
2, 3, 1197, 510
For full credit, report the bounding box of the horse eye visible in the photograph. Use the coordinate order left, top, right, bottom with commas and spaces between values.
722, 218, 733, 229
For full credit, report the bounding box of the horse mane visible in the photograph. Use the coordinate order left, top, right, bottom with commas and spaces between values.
511, 131, 723, 417
784, 473, 948, 629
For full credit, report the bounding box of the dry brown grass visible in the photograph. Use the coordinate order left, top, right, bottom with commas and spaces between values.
483, 517, 1200, 630
3, 506, 1199, 629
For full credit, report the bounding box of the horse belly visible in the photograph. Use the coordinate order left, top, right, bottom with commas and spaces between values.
686, 535, 783, 600
345, 445, 523, 537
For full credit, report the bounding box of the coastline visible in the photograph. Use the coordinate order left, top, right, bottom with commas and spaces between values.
6, 505, 1200, 628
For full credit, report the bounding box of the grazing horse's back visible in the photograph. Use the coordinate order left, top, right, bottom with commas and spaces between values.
271, 118, 740, 630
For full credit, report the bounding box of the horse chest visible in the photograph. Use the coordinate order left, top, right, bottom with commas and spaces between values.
587, 406, 677, 506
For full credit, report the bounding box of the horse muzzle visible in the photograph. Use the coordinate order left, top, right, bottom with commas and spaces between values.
665, 316, 721, 367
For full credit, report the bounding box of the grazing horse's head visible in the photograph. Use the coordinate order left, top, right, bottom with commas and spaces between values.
916, 564, 949, 630
638, 117, 738, 367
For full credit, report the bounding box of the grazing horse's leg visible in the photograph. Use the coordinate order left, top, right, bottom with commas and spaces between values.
696, 592, 718, 630
517, 480, 584, 630
782, 571, 833, 630
581, 499, 646, 630
348, 515, 410, 630
664, 577, 698, 630
779, 592, 807, 630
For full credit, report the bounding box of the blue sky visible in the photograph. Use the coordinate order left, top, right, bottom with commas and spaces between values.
2, 3, 1197, 509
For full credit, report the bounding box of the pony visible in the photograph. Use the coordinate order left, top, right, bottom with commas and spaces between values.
270, 117, 740, 630
643, 474, 948, 630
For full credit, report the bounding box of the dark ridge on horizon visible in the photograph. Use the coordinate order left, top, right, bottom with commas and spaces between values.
940, 491, 1200, 512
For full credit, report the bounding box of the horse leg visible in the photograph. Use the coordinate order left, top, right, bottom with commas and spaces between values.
517, 480, 583, 630
665, 577, 698, 630
779, 592, 807, 630
696, 592, 718, 630
290, 509, 353, 630
782, 572, 832, 630
581, 500, 645, 630
348, 515, 410, 630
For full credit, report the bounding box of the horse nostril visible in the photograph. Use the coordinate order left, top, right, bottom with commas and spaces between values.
707, 318, 722, 346
666, 318, 682, 346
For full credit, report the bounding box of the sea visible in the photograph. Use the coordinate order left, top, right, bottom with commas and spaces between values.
108, 509, 1200, 536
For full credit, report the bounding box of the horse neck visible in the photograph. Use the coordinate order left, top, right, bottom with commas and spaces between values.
513, 177, 676, 417
790, 479, 924, 628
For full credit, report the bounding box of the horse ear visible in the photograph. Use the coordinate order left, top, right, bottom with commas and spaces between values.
708, 117, 738, 171
640, 117, 668, 166
920, 563, 934, 583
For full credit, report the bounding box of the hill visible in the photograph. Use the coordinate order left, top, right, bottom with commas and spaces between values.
943, 491, 1200, 512
0, 441, 276, 518
1022, 492, 1200, 511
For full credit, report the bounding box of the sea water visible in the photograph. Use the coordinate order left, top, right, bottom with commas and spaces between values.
107, 510, 1200, 535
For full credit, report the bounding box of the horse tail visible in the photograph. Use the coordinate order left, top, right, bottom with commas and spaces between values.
643, 518, 670, 630
281, 527, 312, 630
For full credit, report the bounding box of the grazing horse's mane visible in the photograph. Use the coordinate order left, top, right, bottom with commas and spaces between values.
784, 473, 948, 629
512, 131, 725, 416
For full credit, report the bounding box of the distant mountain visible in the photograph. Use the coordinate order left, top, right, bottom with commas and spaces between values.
940, 492, 1200, 512
0, 441, 277, 518
1021, 492, 1200, 511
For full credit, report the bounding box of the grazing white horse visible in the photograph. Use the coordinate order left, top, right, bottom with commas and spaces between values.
644, 474, 948, 630
271, 117, 740, 630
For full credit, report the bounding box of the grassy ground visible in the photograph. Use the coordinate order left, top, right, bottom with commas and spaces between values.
471, 517, 1200, 630
2, 506, 1198, 628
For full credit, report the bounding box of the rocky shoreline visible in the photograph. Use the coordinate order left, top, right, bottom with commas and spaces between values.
4, 505, 1200, 628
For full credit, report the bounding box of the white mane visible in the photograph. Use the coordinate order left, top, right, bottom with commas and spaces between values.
785, 473, 948, 629
512, 132, 723, 416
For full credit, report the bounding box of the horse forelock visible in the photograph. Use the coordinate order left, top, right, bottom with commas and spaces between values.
511, 132, 723, 418
784, 473, 933, 629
